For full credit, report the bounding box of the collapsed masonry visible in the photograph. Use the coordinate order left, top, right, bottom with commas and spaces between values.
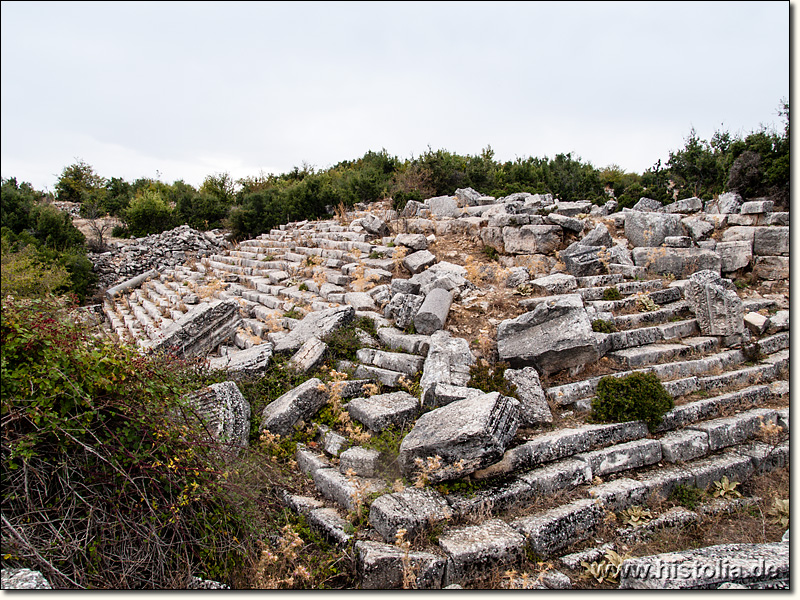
95, 188, 789, 589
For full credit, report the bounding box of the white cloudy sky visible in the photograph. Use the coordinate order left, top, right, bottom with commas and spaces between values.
1, 1, 790, 192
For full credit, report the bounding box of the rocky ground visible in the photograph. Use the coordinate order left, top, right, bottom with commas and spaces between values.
12, 190, 787, 590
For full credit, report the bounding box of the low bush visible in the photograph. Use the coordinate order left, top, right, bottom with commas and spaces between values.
592, 318, 617, 333
590, 372, 673, 431
1, 296, 260, 588
467, 360, 518, 397
601, 286, 622, 301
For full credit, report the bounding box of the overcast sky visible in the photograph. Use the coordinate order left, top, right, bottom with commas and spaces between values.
1, 1, 790, 193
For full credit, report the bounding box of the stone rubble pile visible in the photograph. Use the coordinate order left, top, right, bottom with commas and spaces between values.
89, 224, 229, 289
91, 189, 789, 589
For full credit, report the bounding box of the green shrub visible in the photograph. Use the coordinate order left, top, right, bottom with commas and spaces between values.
592, 318, 617, 333
590, 372, 673, 431
1, 296, 259, 588
298, 282, 309, 291
602, 286, 622, 301
481, 245, 500, 261
467, 360, 518, 397
670, 484, 706, 510
321, 325, 362, 363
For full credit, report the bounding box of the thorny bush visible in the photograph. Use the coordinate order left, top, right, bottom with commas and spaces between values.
0, 295, 260, 588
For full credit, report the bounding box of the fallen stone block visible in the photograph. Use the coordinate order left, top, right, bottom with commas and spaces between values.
369, 487, 453, 542
346, 391, 419, 433
360, 213, 390, 236
497, 294, 599, 374
716, 240, 753, 272
419, 331, 475, 404
187, 381, 251, 455
413, 287, 453, 335
377, 327, 431, 355
273, 305, 355, 353
207, 342, 274, 377
753, 256, 789, 280
151, 299, 242, 357
422, 383, 484, 408
398, 392, 520, 482
260, 378, 328, 436
504, 366, 553, 426
633, 247, 721, 278
288, 336, 327, 372
439, 520, 526, 587
664, 196, 703, 213
357, 540, 445, 589
403, 249, 437, 274
685, 270, 743, 336
705, 191, 743, 214
503, 224, 562, 254
624, 211, 684, 247
312, 468, 386, 512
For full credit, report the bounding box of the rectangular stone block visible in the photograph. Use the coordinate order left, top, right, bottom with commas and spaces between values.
659, 429, 709, 463
575, 438, 662, 477
439, 520, 526, 586
511, 499, 604, 557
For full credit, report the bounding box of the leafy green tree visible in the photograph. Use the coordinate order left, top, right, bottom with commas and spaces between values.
123, 188, 175, 237
55, 160, 106, 204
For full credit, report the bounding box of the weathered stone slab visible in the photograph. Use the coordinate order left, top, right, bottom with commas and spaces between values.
656, 385, 772, 432
307, 507, 353, 546
394, 233, 429, 251
403, 250, 437, 274
296, 444, 330, 476
288, 336, 327, 372
151, 299, 242, 357
588, 477, 650, 512
659, 429, 709, 463
207, 342, 274, 377
413, 287, 453, 335
504, 366, 553, 426
716, 240, 753, 272
420, 331, 475, 405
187, 381, 251, 454
423, 383, 484, 408
705, 191, 743, 214
688, 409, 777, 451
624, 211, 684, 247
753, 226, 789, 256
344, 291, 377, 312
580, 223, 613, 247
743, 311, 769, 335
519, 457, 593, 496
560, 244, 609, 277
664, 196, 703, 213
546, 211, 584, 233
273, 305, 355, 353
439, 520, 526, 587
426, 195, 460, 218
398, 392, 519, 482
681, 217, 715, 242
369, 487, 453, 542
503, 224, 562, 255
619, 542, 788, 589
260, 378, 328, 436
575, 438, 662, 477
347, 391, 419, 433
356, 540, 445, 589
359, 213, 390, 236
511, 499, 604, 556
312, 468, 386, 512
685, 270, 743, 336
339, 446, 381, 478
1, 568, 52, 589
633, 247, 721, 278
377, 327, 431, 355
497, 294, 599, 374
530, 273, 578, 295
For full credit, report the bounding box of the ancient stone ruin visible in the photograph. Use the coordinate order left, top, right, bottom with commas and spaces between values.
92, 189, 788, 589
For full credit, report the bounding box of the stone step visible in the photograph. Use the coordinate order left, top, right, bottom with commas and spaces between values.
577, 279, 664, 301
611, 300, 691, 331
604, 319, 699, 351
655, 384, 774, 433
587, 287, 682, 313
608, 337, 719, 369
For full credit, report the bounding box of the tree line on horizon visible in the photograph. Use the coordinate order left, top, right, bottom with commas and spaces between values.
0, 101, 789, 302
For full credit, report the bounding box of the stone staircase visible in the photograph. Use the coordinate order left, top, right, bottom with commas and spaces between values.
96, 195, 789, 589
